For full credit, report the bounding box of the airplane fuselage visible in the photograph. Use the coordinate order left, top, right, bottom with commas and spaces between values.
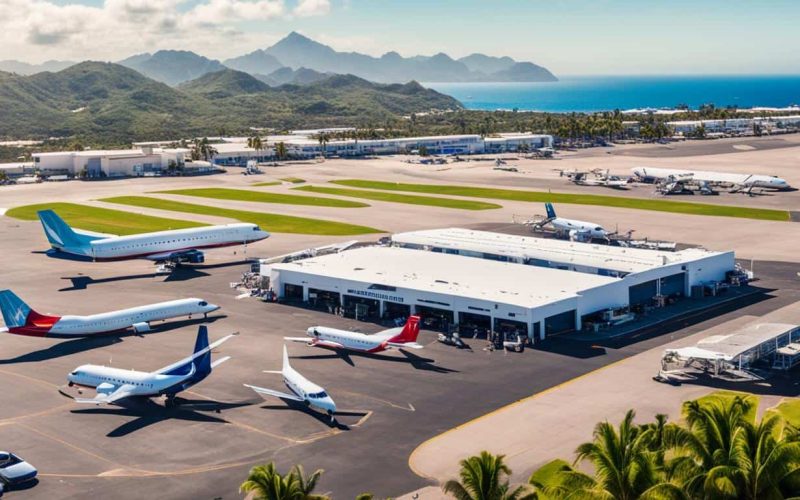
53, 224, 270, 260
67, 365, 188, 398
306, 326, 391, 352
282, 370, 336, 414
551, 218, 608, 239
632, 167, 789, 190
7, 298, 219, 337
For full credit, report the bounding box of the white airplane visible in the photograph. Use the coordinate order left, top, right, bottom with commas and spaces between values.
529, 203, 611, 241
37, 209, 270, 269
631, 167, 790, 192
286, 316, 423, 353
559, 169, 629, 189
66, 326, 233, 406
0, 289, 219, 338
245, 345, 337, 420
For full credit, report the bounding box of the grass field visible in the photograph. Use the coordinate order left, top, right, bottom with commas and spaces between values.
250, 181, 280, 187
280, 177, 305, 184
101, 196, 383, 235
293, 185, 502, 210
766, 399, 800, 427
331, 180, 791, 221
155, 188, 369, 208
6, 202, 206, 235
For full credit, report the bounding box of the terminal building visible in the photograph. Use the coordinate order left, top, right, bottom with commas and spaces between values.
265, 229, 735, 340
32, 147, 189, 178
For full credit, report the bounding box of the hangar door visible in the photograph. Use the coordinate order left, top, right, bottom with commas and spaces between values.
660, 273, 686, 297
545, 310, 576, 336
629, 279, 658, 307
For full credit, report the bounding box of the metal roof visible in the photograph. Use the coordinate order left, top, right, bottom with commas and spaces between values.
271, 246, 621, 309
391, 228, 723, 275
667, 323, 798, 361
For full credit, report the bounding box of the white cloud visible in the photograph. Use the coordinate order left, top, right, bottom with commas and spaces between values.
293, 0, 330, 17
0, 0, 332, 62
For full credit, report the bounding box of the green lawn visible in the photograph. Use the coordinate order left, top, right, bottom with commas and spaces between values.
155, 188, 369, 208
331, 180, 790, 222
101, 196, 383, 235
766, 398, 800, 427
280, 177, 306, 184
5, 202, 206, 235
250, 181, 280, 187
293, 185, 501, 210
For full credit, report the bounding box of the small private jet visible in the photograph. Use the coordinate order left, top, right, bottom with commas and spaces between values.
631, 167, 790, 193
245, 345, 337, 420
0, 289, 219, 337
66, 326, 233, 407
286, 316, 423, 353
559, 169, 629, 189
526, 203, 611, 241
37, 209, 270, 271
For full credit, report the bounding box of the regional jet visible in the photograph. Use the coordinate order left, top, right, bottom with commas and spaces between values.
527, 202, 611, 241
37, 209, 270, 271
66, 326, 233, 406
245, 345, 337, 420
631, 167, 790, 193
0, 289, 219, 337
286, 316, 423, 353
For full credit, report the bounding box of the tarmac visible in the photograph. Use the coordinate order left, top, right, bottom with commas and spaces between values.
1, 136, 800, 498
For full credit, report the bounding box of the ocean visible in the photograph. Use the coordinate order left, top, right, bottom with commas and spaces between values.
424, 76, 800, 113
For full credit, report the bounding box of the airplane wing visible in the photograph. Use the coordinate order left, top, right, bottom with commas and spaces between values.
283, 337, 346, 349
244, 384, 304, 402
388, 342, 424, 349
74, 385, 136, 405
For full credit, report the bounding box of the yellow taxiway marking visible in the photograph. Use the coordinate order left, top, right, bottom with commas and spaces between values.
336, 389, 415, 412
0, 367, 60, 390
0, 402, 74, 426
407, 355, 631, 481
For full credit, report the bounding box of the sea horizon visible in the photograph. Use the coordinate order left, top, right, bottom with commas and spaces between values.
424, 75, 800, 113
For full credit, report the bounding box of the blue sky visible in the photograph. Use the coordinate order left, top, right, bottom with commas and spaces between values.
6, 0, 800, 75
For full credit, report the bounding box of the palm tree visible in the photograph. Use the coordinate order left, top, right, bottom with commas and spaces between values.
665, 396, 800, 499
443, 451, 533, 500
248, 135, 264, 157
317, 133, 329, 158
275, 141, 288, 160
239, 463, 328, 500
555, 410, 676, 500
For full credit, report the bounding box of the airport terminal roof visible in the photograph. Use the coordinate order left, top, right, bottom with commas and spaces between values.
391, 228, 725, 275
667, 323, 799, 362
270, 246, 621, 309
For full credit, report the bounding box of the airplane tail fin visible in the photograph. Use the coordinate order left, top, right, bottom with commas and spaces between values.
388, 315, 421, 344
193, 325, 212, 376
0, 289, 32, 329
37, 210, 96, 251
545, 202, 556, 219
282, 344, 291, 373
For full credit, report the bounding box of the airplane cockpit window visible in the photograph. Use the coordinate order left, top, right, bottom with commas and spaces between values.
199, 301, 208, 306
253, 226, 261, 231
309, 391, 327, 398
595, 227, 603, 231
70, 371, 79, 376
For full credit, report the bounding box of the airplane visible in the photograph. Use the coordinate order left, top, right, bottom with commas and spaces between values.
245, 345, 337, 421
285, 316, 423, 353
66, 325, 233, 407
0, 289, 219, 338
631, 167, 790, 192
37, 209, 270, 271
558, 169, 629, 189
524, 203, 611, 241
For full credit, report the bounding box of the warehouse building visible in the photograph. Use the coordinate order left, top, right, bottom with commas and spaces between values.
33, 146, 189, 178
265, 233, 735, 340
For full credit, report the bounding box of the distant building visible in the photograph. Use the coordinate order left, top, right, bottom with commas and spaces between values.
32, 147, 189, 178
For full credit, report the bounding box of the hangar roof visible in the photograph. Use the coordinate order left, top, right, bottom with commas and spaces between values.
666, 323, 798, 362
270, 246, 621, 309
391, 228, 725, 274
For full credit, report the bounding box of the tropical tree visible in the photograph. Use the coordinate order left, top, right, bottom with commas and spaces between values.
443, 451, 533, 500
239, 462, 328, 500
317, 133, 330, 158
248, 135, 264, 158
275, 141, 288, 160
664, 396, 800, 499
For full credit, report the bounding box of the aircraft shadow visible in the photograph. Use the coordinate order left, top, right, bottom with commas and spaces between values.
658, 371, 800, 398
59, 274, 159, 291
71, 397, 253, 438
0, 317, 225, 365
292, 349, 459, 374
1, 478, 39, 493
258, 402, 366, 430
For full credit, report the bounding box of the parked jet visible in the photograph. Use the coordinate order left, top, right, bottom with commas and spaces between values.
631, 167, 790, 192
0, 289, 219, 337
528, 203, 611, 241
37, 209, 270, 269
245, 345, 337, 420
286, 316, 423, 353
66, 326, 233, 406
559, 169, 629, 189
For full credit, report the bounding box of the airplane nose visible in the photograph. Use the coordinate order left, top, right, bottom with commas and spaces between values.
324, 398, 337, 414
208, 304, 221, 312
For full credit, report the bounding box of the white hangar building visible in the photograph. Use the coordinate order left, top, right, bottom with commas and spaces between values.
266, 230, 735, 340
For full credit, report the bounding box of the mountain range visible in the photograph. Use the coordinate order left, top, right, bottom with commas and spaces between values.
0, 32, 556, 87
0, 62, 461, 143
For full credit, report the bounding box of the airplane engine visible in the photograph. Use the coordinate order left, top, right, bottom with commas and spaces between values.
96, 382, 116, 395
183, 250, 205, 264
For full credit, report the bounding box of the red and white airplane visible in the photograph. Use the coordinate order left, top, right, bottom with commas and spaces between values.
285, 316, 423, 353
0, 289, 219, 338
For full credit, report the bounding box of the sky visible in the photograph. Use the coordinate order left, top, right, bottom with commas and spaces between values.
1, 0, 799, 75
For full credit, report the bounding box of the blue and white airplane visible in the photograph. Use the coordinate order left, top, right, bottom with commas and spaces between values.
66, 326, 234, 407
37, 209, 269, 268
245, 345, 337, 420
531, 202, 610, 241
